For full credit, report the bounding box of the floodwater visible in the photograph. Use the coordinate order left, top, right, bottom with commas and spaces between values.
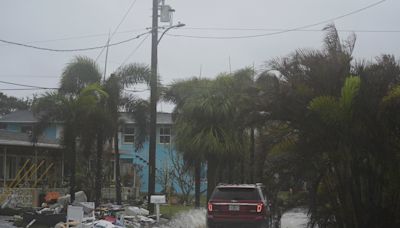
0, 208, 309, 228
161, 208, 309, 228
0, 216, 15, 228
160, 209, 207, 228
280, 208, 309, 228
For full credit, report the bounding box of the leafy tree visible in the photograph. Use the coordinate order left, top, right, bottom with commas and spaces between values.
260, 25, 400, 227
0, 93, 30, 116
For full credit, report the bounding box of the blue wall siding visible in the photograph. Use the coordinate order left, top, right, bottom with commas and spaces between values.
6, 123, 19, 132
44, 126, 57, 140
119, 128, 189, 194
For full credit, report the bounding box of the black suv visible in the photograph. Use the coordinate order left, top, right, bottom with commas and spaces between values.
207, 183, 271, 228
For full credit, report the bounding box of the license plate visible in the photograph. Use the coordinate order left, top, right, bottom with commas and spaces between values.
229, 205, 240, 211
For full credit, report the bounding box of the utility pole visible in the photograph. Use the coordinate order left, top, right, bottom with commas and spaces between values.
148, 0, 159, 213
148, 0, 183, 214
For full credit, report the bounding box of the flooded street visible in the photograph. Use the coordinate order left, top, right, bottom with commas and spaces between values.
160, 209, 206, 228
0, 216, 16, 228
162, 208, 308, 228
0, 208, 309, 228
280, 208, 309, 228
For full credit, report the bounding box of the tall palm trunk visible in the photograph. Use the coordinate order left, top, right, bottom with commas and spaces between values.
95, 130, 104, 206
194, 160, 201, 208
207, 159, 217, 201
249, 127, 255, 183
114, 131, 122, 205
69, 138, 76, 203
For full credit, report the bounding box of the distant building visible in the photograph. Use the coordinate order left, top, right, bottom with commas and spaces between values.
0, 110, 64, 188
0, 110, 195, 196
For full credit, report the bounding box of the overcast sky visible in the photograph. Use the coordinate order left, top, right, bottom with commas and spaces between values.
0, 0, 399, 112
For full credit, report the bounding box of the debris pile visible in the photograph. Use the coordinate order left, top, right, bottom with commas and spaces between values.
1, 191, 163, 228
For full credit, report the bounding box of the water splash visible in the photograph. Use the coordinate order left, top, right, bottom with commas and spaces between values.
160, 209, 206, 228
280, 208, 309, 228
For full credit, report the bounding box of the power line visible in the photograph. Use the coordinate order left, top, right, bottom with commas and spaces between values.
0, 80, 57, 89
0, 74, 58, 78
183, 27, 400, 33
0, 28, 147, 47
0, 88, 52, 91
167, 0, 387, 39
0, 31, 151, 52
119, 33, 151, 68
95, 0, 140, 62
0, 79, 151, 92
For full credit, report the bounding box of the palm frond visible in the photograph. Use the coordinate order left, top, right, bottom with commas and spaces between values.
60, 56, 102, 95
115, 63, 151, 87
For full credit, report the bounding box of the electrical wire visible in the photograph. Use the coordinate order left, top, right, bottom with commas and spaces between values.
0, 80, 57, 89
0, 28, 147, 47
0, 74, 58, 78
119, 33, 150, 68
167, 0, 387, 39
95, 0, 140, 62
182, 27, 400, 33
0, 31, 151, 52
0, 88, 52, 91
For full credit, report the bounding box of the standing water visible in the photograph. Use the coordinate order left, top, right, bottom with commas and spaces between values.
160, 208, 309, 228
280, 208, 309, 228
160, 209, 207, 228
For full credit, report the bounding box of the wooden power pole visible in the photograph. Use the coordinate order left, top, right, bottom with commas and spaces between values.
148, 0, 159, 213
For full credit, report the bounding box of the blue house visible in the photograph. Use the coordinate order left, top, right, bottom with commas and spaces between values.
0, 110, 200, 197
118, 112, 176, 193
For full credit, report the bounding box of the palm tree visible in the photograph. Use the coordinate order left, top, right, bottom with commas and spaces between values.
166, 76, 243, 200
33, 56, 103, 203
163, 77, 212, 207
58, 57, 150, 205
104, 63, 150, 205
32, 85, 108, 204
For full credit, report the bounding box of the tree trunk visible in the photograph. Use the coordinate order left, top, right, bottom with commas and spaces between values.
95, 131, 104, 206
69, 139, 76, 203
207, 159, 217, 201
194, 160, 201, 208
240, 159, 245, 183
249, 128, 255, 183
114, 131, 122, 205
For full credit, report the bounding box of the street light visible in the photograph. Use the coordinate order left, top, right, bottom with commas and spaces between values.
157, 23, 186, 45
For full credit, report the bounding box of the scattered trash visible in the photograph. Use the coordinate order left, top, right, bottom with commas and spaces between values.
3, 189, 171, 228
57, 191, 88, 205
125, 206, 149, 216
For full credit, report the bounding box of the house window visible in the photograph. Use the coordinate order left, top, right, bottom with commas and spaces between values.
21, 125, 33, 134
0, 123, 6, 130
6, 156, 16, 179
0, 156, 3, 180
123, 124, 135, 144
159, 127, 171, 144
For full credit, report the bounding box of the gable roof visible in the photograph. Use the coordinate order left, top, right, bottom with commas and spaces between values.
0, 110, 37, 123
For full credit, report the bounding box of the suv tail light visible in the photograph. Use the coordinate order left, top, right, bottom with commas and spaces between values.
208, 203, 213, 212
256, 203, 264, 213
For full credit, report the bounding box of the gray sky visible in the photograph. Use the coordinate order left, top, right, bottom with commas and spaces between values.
0, 0, 399, 112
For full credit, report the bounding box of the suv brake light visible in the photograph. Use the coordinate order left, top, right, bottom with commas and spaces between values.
208, 203, 213, 212
256, 203, 263, 213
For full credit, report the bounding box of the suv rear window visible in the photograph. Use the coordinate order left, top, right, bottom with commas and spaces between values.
211, 187, 261, 200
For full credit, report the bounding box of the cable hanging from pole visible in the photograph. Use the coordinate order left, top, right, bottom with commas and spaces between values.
0, 31, 151, 52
